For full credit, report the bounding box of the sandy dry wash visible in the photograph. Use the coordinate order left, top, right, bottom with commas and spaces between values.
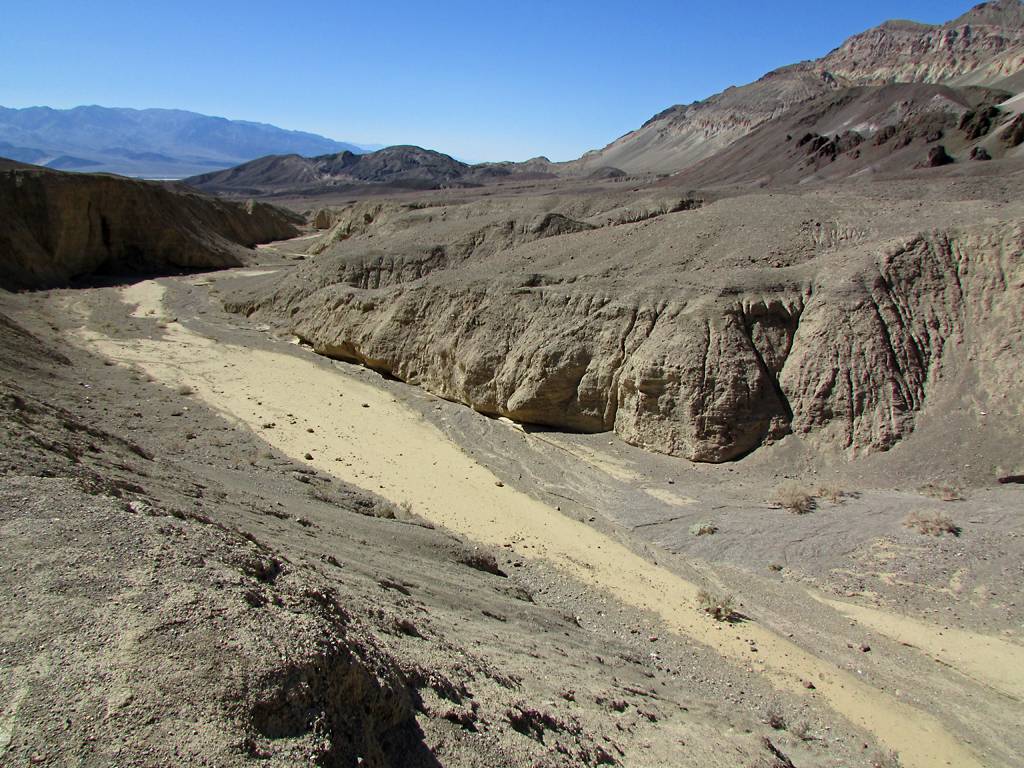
55, 260, 1020, 768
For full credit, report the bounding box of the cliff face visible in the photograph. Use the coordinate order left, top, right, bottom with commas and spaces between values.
0, 165, 301, 289
820, 5, 1024, 86
227, 190, 1024, 463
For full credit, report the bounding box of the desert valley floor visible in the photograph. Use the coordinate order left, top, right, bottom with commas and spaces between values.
3, 203, 1021, 766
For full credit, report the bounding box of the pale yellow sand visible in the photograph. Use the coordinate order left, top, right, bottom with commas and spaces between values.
818, 594, 1024, 701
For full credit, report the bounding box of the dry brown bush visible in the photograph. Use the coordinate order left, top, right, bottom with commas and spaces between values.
763, 705, 786, 730
790, 719, 813, 741
773, 482, 816, 514
918, 483, 964, 502
816, 484, 847, 503
904, 511, 961, 536
696, 589, 735, 621
870, 750, 903, 768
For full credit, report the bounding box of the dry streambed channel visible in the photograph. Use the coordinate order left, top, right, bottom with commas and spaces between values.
69, 263, 1023, 768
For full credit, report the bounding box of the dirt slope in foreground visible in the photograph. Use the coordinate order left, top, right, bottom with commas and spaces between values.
0, 286, 891, 767
17, 260, 1020, 767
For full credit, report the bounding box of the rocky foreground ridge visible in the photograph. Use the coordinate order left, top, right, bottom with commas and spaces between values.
0, 160, 301, 289
226, 186, 1024, 463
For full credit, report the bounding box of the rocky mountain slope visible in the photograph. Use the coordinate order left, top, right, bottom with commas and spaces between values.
570, 0, 1024, 175
0, 164, 301, 289
669, 83, 1021, 187
225, 178, 1024, 467
0, 105, 372, 178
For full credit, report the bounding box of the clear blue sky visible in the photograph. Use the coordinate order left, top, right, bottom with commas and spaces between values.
1, 0, 979, 162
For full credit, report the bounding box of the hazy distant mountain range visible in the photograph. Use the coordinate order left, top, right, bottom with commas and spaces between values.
0, 105, 375, 178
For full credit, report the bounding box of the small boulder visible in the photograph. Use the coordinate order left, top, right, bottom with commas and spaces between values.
922, 146, 954, 167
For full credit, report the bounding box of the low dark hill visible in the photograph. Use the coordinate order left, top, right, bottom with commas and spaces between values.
185, 145, 558, 197
0, 163, 302, 289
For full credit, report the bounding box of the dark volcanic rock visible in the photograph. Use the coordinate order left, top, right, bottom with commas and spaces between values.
186, 146, 557, 196
960, 106, 1002, 140
923, 145, 956, 167
1003, 113, 1024, 148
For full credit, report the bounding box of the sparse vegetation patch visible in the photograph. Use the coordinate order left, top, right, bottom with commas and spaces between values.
772, 482, 816, 514
815, 484, 848, 503
696, 589, 735, 621
904, 511, 961, 536
918, 483, 964, 502
689, 521, 718, 536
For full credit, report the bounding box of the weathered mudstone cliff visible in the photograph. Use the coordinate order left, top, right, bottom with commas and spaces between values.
0, 163, 301, 289
227, 189, 1023, 463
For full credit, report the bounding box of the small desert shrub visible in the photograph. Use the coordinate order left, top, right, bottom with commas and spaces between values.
904, 511, 961, 536
790, 719, 813, 741
919, 483, 964, 502
310, 487, 340, 505
371, 500, 398, 519
816, 484, 847, 503
176, 383, 194, 396
763, 705, 787, 730
696, 589, 735, 621
690, 521, 718, 536
356, 499, 433, 528
773, 482, 816, 514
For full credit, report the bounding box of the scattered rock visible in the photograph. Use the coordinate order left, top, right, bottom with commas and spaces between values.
922, 145, 955, 167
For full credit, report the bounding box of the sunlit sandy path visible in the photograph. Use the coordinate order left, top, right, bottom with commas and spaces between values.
74, 278, 989, 768
817, 594, 1024, 701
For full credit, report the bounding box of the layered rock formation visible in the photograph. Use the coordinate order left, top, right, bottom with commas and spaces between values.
227, 189, 1023, 463
0, 164, 301, 289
